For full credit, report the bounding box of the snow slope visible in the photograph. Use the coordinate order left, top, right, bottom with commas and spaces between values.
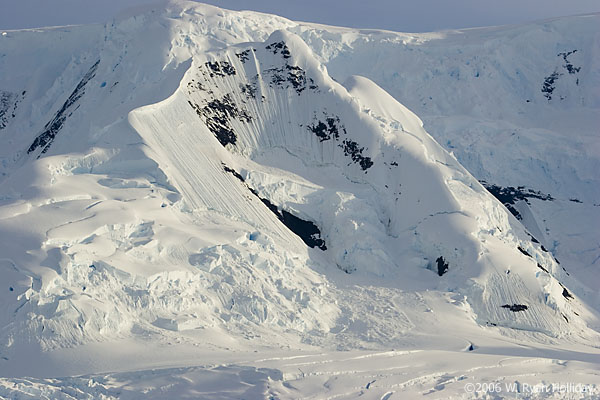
0, 2, 599, 398
294, 14, 600, 298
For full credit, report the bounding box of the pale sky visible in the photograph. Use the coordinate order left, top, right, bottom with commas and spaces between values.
1, 0, 598, 32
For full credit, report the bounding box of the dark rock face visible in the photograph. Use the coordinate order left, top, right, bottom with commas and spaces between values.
541, 72, 562, 101
480, 181, 553, 220
541, 49, 581, 101
501, 304, 528, 312
187, 42, 372, 172
264, 64, 318, 94
278, 206, 327, 250
517, 246, 532, 258
562, 286, 574, 300
341, 139, 374, 171
536, 263, 549, 273
261, 41, 319, 94
205, 61, 236, 77
28, 60, 99, 156
558, 50, 581, 75
307, 113, 373, 172
436, 256, 449, 276
235, 50, 251, 63
266, 41, 291, 59
517, 246, 551, 274
527, 233, 539, 244
186, 61, 255, 147
308, 115, 344, 142
0, 90, 24, 130
0, 92, 13, 129
222, 164, 327, 250
188, 94, 252, 147
240, 83, 257, 99
222, 164, 244, 182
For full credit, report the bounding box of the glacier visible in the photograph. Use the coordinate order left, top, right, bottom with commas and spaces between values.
0, 2, 599, 398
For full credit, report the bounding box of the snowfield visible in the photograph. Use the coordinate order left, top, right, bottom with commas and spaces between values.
0, 1, 599, 398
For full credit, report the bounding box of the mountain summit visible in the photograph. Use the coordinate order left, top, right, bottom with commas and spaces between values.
0, 2, 599, 398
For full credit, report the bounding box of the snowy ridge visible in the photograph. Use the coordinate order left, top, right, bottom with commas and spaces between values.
291, 13, 600, 299
0, 2, 599, 398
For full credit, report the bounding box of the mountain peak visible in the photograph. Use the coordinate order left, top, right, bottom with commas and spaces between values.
0, 6, 599, 397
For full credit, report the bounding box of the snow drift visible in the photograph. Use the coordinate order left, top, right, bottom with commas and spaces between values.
0, 1, 598, 390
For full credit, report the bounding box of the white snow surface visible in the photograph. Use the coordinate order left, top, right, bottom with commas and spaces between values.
0, 2, 599, 398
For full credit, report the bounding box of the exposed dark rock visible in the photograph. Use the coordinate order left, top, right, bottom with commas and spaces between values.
279, 207, 327, 250
266, 41, 291, 59
536, 263, 549, 273
540, 51, 580, 101
541, 71, 562, 101
569, 198, 582, 203
308, 115, 344, 142
204, 60, 236, 77
222, 163, 244, 182
188, 100, 235, 146
28, 60, 100, 156
526, 233, 539, 244
341, 139, 373, 171
517, 246, 532, 258
561, 285, 574, 300
265, 64, 318, 94
187, 79, 206, 93
308, 121, 330, 141
558, 50, 581, 75
436, 256, 449, 276
222, 164, 327, 250
307, 114, 373, 171
240, 83, 257, 99
253, 189, 327, 250
480, 181, 553, 220
235, 49, 251, 63
188, 94, 252, 147
205, 95, 252, 123
0, 90, 24, 130
501, 304, 528, 312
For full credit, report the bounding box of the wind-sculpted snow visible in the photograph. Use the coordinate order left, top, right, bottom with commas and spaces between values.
298, 14, 600, 297
1, 346, 600, 399
131, 28, 596, 344
0, 3, 599, 394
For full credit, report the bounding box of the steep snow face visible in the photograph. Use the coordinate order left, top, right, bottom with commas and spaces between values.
130, 26, 595, 342
122, 2, 599, 299
0, 13, 338, 356
0, 1, 598, 376
292, 14, 600, 297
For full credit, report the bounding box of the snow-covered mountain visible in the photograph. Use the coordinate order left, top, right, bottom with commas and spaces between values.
0, 2, 599, 398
